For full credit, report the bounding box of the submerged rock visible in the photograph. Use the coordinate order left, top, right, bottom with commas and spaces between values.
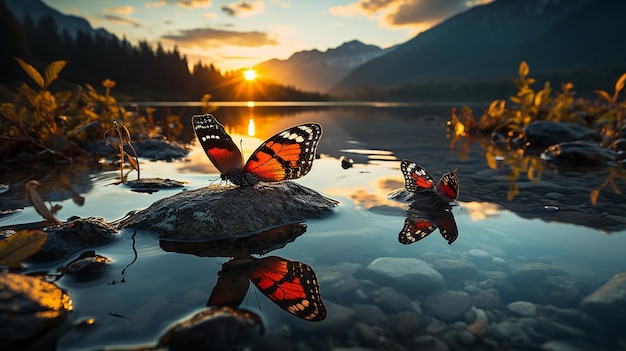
541, 141, 616, 169
360, 257, 445, 296
580, 272, 626, 332
524, 121, 601, 151
0, 272, 71, 350
127, 181, 337, 240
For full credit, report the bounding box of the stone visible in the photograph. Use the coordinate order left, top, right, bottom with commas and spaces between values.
580, 272, 626, 331
471, 289, 500, 310
126, 181, 336, 240
506, 301, 537, 317
391, 311, 421, 338
316, 263, 362, 297
432, 259, 477, 279
27, 217, 119, 263
374, 287, 415, 313
351, 304, 388, 328
541, 141, 616, 169
0, 273, 71, 350
362, 257, 445, 296
353, 322, 379, 346
524, 121, 601, 151
492, 321, 529, 343
423, 290, 471, 322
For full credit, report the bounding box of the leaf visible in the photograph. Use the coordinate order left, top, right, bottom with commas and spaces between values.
615, 73, 626, 95
14, 57, 44, 88
590, 189, 600, 206
0, 230, 47, 268
124, 152, 140, 173
26, 180, 59, 223
44, 60, 67, 88
507, 183, 519, 201
518, 61, 529, 79
594, 90, 612, 103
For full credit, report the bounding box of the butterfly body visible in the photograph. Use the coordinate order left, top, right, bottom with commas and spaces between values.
193, 114, 322, 186
400, 159, 459, 203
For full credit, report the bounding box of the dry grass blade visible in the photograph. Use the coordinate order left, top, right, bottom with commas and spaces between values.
26, 180, 60, 224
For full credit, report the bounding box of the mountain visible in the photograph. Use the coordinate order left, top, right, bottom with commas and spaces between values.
254, 40, 393, 93
332, 0, 624, 95
5, 0, 114, 39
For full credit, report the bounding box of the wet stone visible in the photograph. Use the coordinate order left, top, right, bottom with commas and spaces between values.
362, 257, 445, 296
353, 322, 380, 346
127, 181, 336, 240
391, 311, 421, 338
373, 287, 415, 313
423, 290, 471, 322
506, 301, 537, 317
580, 272, 626, 332
0, 272, 71, 349
492, 321, 529, 343
471, 288, 500, 310
432, 259, 477, 280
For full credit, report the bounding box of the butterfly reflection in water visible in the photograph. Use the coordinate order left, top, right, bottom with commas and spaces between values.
208, 256, 326, 322
397, 159, 460, 245
192, 114, 322, 186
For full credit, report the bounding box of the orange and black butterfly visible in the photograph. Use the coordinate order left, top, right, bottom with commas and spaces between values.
400, 159, 459, 202
399, 208, 458, 245
192, 114, 322, 186
208, 256, 326, 321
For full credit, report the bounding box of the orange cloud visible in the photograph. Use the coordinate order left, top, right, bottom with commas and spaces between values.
162, 27, 278, 48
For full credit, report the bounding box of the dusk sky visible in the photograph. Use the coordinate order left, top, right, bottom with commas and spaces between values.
41, 0, 493, 71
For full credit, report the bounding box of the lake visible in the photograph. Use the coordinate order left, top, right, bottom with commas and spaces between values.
2, 102, 626, 350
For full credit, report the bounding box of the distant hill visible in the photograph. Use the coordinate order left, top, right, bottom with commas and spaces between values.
254, 40, 393, 93
5, 0, 114, 39
332, 0, 625, 96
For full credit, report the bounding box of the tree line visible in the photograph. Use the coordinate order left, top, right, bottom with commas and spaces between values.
0, 1, 327, 101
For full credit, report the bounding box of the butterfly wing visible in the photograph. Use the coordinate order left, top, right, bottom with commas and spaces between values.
207, 257, 252, 307
400, 160, 436, 193
248, 256, 326, 321
398, 216, 437, 244
192, 114, 244, 175
435, 210, 459, 245
437, 169, 459, 201
244, 123, 322, 182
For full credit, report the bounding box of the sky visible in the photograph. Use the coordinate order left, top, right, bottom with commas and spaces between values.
41, 0, 494, 71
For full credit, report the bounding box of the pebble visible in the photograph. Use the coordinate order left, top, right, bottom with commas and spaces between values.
506, 301, 537, 317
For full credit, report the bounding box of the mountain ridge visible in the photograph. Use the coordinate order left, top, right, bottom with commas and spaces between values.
254, 40, 393, 93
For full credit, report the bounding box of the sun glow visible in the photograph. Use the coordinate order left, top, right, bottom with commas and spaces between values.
244, 69, 257, 81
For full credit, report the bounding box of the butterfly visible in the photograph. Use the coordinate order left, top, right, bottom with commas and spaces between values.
398, 208, 458, 245
208, 256, 326, 321
400, 159, 459, 202
192, 114, 323, 186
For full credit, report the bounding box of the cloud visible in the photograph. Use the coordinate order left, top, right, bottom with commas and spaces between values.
145, 0, 167, 9
330, 0, 493, 28
221, 0, 265, 17
162, 27, 278, 48
103, 6, 136, 15
145, 0, 212, 9
102, 14, 144, 27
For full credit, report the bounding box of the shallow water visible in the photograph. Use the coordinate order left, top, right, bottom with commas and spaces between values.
3, 103, 626, 350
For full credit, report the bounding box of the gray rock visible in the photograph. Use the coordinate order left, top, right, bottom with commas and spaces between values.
127, 181, 336, 240
432, 259, 477, 279
317, 263, 362, 297
471, 288, 500, 310
363, 257, 445, 296
374, 287, 415, 313
423, 290, 471, 322
506, 301, 537, 317
524, 121, 601, 151
391, 311, 421, 338
581, 272, 626, 329
0, 273, 71, 349
353, 322, 380, 346
351, 304, 388, 328
28, 217, 119, 262
541, 141, 616, 169
492, 321, 529, 343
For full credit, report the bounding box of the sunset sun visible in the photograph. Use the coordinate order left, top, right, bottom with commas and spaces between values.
244, 68, 257, 81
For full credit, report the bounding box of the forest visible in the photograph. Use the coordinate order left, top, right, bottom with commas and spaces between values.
0, 1, 327, 102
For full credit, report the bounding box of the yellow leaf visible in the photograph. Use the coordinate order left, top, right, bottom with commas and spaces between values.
125, 152, 140, 172
519, 61, 529, 78
595, 90, 612, 103
486, 152, 497, 169
615, 73, 626, 95
0, 230, 47, 268
590, 189, 600, 206
26, 180, 59, 223
44, 60, 67, 88
14, 57, 44, 88
507, 183, 519, 201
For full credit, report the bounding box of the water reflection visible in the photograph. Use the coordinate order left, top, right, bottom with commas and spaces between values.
161, 223, 326, 323
399, 204, 458, 245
